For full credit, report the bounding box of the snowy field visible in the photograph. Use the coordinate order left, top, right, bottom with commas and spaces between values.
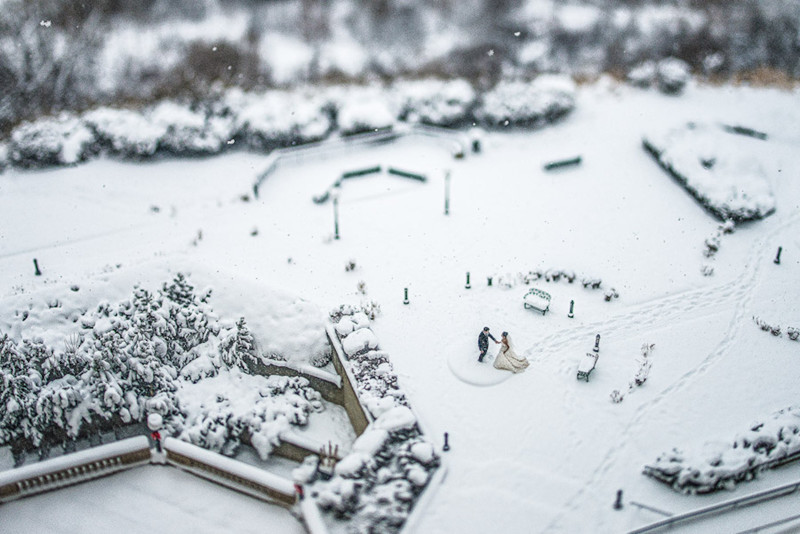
2, 80, 800, 533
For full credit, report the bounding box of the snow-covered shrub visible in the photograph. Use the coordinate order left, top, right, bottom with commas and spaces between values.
329, 85, 396, 136
312, 408, 439, 534
150, 100, 231, 155
392, 78, 476, 128
644, 406, 800, 494
656, 58, 691, 95
643, 123, 776, 222
475, 75, 575, 129
9, 115, 97, 167
220, 88, 332, 151
177, 373, 322, 459
84, 107, 167, 158
627, 61, 656, 88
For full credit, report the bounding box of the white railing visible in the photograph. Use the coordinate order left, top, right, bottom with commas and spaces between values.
0, 436, 151, 503
628, 480, 800, 533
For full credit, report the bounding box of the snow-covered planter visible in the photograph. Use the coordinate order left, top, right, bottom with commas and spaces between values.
8, 115, 97, 167
305, 308, 441, 534
392, 78, 477, 128
643, 406, 800, 494
643, 122, 776, 222
84, 107, 167, 159
475, 75, 575, 129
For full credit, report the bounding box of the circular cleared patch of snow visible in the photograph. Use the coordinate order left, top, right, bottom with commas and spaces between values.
447, 349, 514, 387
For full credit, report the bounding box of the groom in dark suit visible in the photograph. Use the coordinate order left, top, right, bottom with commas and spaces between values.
478, 326, 499, 362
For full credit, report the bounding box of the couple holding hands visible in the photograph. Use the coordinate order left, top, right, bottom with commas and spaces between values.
478, 327, 529, 373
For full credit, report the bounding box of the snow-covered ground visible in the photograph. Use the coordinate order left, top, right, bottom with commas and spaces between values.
1, 80, 800, 533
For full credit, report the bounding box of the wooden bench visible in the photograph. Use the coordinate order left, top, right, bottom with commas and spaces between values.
523, 288, 551, 315
577, 352, 598, 382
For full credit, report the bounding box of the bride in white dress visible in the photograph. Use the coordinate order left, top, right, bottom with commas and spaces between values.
493, 332, 529, 373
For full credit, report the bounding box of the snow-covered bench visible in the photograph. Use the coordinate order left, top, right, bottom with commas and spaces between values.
577, 353, 598, 382
523, 288, 551, 315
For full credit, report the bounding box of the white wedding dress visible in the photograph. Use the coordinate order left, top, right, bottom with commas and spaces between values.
493, 335, 529, 373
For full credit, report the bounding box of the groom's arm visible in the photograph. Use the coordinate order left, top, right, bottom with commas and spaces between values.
489, 334, 498, 343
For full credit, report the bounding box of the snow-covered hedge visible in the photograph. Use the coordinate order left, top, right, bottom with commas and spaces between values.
220, 88, 332, 151
2, 76, 578, 171
329, 86, 396, 136
475, 75, 576, 129
0, 274, 325, 465
392, 79, 477, 128
643, 406, 800, 494
8, 115, 97, 167
643, 122, 776, 222
295, 306, 440, 534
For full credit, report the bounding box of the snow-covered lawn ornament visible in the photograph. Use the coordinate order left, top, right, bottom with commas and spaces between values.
593, 334, 601, 353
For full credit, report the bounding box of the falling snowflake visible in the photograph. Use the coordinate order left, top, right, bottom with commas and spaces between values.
227, 139, 235, 145
487, 49, 495, 57
40, 20, 52, 27
514, 31, 521, 37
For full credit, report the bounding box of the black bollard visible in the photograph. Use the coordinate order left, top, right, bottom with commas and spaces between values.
465, 272, 471, 289
593, 334, 601, 353
333, 197, 340, 240
403, 288, 409, 305
444, 171, 451, 215
443, 432, 450, 452
614, 489, 623, 510
568, 300, 575, 319
774, 246, 782, 265
487, 277, 493, 287
33, 258, 42, 276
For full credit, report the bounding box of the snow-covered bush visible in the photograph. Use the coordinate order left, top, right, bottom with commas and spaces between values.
627, 61, 657, 88
84, 107, 167, 158
178, 373, 322, 459
9, 115, 97, 167
656, 58, 691, 95
475, 75, 575, 129
220, 88, 332, 151
643, 123, 776, 222
644, 406, 800, 494
392, 78, 477, 128
329, 85, 396, 136
149, 100, 231, 155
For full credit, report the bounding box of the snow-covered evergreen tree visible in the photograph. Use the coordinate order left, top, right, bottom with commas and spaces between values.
220, 317, 258, 369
